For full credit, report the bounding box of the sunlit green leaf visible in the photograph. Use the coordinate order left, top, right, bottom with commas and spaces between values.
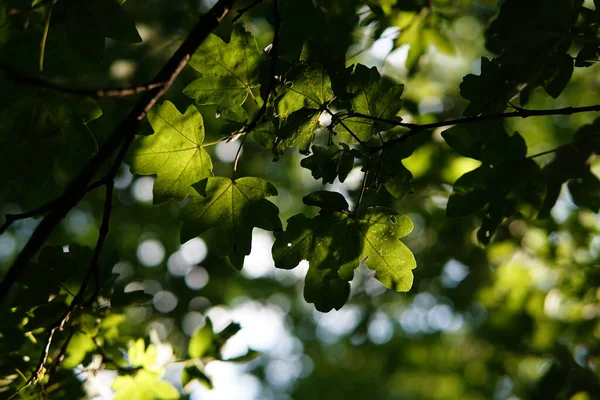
183, 24, 263, 121
129, 101, 213, 204
272, 191, 415, 311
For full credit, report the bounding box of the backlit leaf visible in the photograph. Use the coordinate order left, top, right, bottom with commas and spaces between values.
129, 101, 213, 204
179, 177, 281, 270
272, 191, 415, 311
183, 24, 263, 121
339, 64, 404, 141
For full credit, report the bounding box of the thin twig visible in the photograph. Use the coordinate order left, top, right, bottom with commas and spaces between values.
232, 0, 265, 23
45, 330, 75, 379
0, 179, 106, 235
353, 169, 370, 215
526, 147, 562, 159
230, 0, 280, 177
24, 158, 117, 389
326, 108, 370, 149
2, 64, 168, 97
39, 2, 53, 72
0, 0, 237, 305
336, 104, 600, 153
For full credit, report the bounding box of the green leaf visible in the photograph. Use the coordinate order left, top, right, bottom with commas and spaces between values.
446, 166, 491, 218
0, 91, 101, 205
304, 266, 350, 312
459, 58, 511, 116
300, 144, 354, 184
542, 53, 574, 98
277, 64, 334, 119
274, 107, 321, 155
442, 122, 526, 165
111, 289, 153, 308
188, 323, 215, 359
575, 44, 600, 67
129, 101, 213, 204
183, 24, 263, 121
64, 0, 142, 62
26, 300, 67, 330
113, 370, 179, 400
339, 64, 404, 141
539, 119, 600, 217
568, 171, 600, 213
365, 137, 426, 199
179, 177, 281, 270
447, 160, 546, 244
14, 246, 91, 310
303, 190, 350, 212
182, 365, 212, 388
62, 332, 95, 369
225, 349, 261, 363
272, 192, 415, 311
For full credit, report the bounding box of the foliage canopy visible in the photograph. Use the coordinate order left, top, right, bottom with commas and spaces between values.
1, 0, 600, 399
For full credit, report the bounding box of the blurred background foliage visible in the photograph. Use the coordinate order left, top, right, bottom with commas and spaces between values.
1, 0, 600, 399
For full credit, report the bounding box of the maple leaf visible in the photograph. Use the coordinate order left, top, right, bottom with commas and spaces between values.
183, 24, 263, 122
339, 64, 404, 141
179, 177, 281, 270
129, 101, 213, 204
272, 191, 415, 311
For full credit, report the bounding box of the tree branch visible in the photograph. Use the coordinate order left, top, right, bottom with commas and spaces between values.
0, 179, 105, 235
0, 0, 237, 305
337, 104, 600, 152
1, 65, 169, 97
232, 0, 265, 23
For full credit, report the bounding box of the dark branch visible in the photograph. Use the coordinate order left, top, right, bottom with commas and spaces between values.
1, 65, 168, 97
326, 107, 370, 149
0, 0, 237, 305
337, 104, 600, 152
0, 179, 105, 235
232, 0, 265, 23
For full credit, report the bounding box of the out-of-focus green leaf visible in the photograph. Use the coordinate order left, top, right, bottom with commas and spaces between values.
0, 91, 101, 205
188, 323, 214, 359
112, 370, 179, 400
568, 171, 600, 213
63, 0, 142, 62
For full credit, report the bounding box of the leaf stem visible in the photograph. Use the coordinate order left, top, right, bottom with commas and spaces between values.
353, 169, 369, 215
526, 147, 562, 159
232, 134, 247, 179
39, 1, 53, 72
326, 108, 371, 149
